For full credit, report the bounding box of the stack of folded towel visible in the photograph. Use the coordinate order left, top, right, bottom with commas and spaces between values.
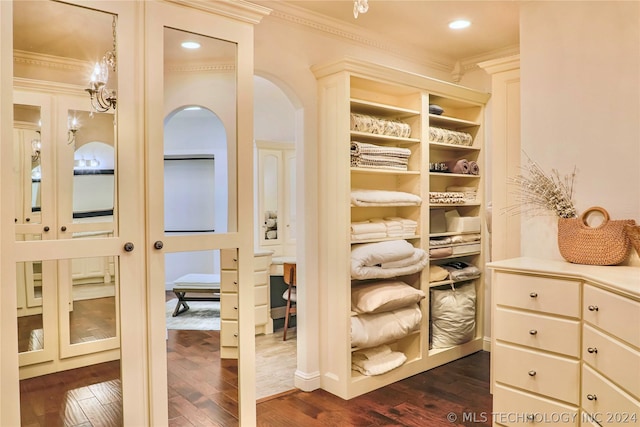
350, 217, 418, 241
351, 189, 422, 207
352, 344, 407, 376
444, 158, 480, 175
350, 141, 412, 171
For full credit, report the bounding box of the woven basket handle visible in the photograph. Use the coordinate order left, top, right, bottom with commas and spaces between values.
580, 206, 610, 227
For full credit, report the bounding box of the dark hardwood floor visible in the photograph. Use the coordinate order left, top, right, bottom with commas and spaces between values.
18, 292, 492, 426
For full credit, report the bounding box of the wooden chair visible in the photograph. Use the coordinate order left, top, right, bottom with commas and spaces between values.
282, 262, 297, 341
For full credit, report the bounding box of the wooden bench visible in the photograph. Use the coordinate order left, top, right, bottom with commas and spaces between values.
172, 273, 221, 317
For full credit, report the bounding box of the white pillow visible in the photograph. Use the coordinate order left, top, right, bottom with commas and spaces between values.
351, 280, 425, 314
430, 282, 476, 349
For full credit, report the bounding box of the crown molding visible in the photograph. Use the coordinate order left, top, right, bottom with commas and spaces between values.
478, 54, 521, 75
262, 2, 454, 74
165, 63, 236, 73
165, 0, 271, 24
14, 50, 88, 73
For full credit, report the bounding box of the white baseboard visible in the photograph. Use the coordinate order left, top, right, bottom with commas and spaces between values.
294, 369, 321, 392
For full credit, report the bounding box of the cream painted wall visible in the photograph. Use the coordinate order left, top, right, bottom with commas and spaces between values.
520, 1, 640, 265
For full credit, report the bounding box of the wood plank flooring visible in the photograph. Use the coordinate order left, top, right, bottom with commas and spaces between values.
18, 291, 492, 426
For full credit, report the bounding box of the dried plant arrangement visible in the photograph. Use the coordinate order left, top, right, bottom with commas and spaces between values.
507, 152, 578, 219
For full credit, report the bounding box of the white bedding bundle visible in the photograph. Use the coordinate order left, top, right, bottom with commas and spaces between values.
351, 344, 407, 376
351, 304, 422, 349
351, 189, 422, 207
350, 239, 429, 280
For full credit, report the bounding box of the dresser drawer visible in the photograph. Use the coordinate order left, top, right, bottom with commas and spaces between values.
254, 270, 269, 287
582, 364, 640, 426
583, 284, 640, 348
494, 272, 581, 317
255, 284, 268, 306
220, 270, 238, 292
494, 307, 580, 357
583, 324, 640, 400
493, 383, 578, 426
254, 254, 272, 271
220, 293, 238, 320
220, 320, 238, 346
220, 249, 238, 269
494, 342, 580, 405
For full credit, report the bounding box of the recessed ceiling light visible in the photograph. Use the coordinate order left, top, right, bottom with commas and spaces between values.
181, 41, 201, 49
449, 20, 471, 30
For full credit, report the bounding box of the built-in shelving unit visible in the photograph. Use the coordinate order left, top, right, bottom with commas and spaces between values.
313, 58, 489, 399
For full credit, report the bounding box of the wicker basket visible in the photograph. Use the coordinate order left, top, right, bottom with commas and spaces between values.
625, 224, 640, 258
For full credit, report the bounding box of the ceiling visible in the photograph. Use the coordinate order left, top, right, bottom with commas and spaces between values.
257, 1, 521, 64
13, 1, 520, 68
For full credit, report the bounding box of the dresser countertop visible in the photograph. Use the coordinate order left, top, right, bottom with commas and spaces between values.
487, 257, 640, 299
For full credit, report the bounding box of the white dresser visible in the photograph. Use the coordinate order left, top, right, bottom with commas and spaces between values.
488, 258, 640, 427
220, 249, 273, 359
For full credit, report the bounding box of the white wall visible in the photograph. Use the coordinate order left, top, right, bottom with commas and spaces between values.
520, 1, 640, 264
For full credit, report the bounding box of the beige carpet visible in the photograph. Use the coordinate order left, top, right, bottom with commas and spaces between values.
165, 299, 220, 330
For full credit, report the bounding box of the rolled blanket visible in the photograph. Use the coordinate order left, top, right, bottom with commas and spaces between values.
352, 349, 407, 376
468, 161, 480, 175
450, 233, 481, 244
351, 141, 411, 158
351, 189, 422, 207
445, 158, 469, 174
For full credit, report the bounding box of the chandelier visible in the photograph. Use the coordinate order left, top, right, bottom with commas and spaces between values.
31, 132, 41, 162
86, 17, 117, 113
353, 0, 369, 18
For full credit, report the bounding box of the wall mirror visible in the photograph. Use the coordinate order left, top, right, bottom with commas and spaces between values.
13, 104, 43, 228
161, 24, 239, 422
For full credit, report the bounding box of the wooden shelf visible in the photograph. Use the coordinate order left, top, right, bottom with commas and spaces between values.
351, 167, 419, 175
351, 98, 420, 118
350, 131, 420, 145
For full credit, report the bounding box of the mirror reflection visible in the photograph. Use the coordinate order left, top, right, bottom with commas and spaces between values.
14, 104, 42, 226
16, 261, 43, 354
68, 255, 117, 344
70, 109, 115, 232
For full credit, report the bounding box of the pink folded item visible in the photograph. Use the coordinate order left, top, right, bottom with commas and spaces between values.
468, 161, 480, 175
445, 159, 469, 174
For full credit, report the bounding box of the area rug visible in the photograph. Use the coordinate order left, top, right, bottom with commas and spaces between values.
165, 299, 220, 330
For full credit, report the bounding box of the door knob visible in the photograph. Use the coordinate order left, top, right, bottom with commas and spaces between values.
154, 241, 164, 250
124, 242, 134, 252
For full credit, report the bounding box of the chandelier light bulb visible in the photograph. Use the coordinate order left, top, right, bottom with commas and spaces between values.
353, 0, 369, 19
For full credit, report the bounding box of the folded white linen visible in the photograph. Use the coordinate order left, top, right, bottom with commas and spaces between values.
381, 249, 426, 269
351, 241, 429, 280
352, 344, 392, 360
351, 189, 421, 207
351, 239, 416, 266
350, 221, 387, 235
351, 305, 422, 349
352, 350, 407, 376
351, 232, 388, 241
450, 233, 481, 243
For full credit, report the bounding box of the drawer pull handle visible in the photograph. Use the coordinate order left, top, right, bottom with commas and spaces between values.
587, 394, 597, 401
529, 329, 538, 335
233, 333, 238, 338
233, 306, 238, 310
588, 305, 599, 312
587, 347, 598, 354
233, 258, 238, 262
526, 414, 535, 421
529, 292, 538, 298
528, 370, 536, 377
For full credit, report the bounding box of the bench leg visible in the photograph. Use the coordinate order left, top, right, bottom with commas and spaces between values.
173, 292, 190, 317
